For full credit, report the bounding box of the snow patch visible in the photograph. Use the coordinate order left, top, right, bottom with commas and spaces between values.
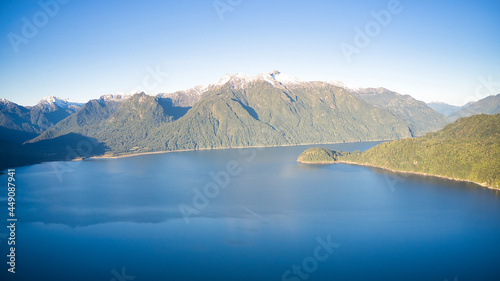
188, 84, 208, 95
210, 70, 301, 89
99, 94, 132, 102
160, 84, 208, 99
268, 70, 301, 84
39, 96, 83, 108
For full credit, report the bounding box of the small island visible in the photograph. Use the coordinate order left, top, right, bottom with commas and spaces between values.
298, 114, 500, 189
297, 147, 350, 164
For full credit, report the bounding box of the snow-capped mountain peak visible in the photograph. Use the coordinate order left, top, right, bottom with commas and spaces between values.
189, 84, 208, 95
99, 94, 132, 102
40, 96, 66, 107
213, 73, 255, 86
267, 70, 301, 84
38, 96, 83, 109
211, 70, 301, 88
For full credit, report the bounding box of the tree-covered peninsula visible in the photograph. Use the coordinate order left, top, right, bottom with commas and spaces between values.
298, 114, 500, 189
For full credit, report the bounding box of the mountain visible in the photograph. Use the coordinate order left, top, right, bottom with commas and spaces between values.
0, 98, 37, 133
0, 96, 83, 135
27, 71, 421, 155
5, 71, 463, 168
140, 71, 417, 153
159, 85, 205, 107
351, 88, 449, 136
29, 93, 190, 153
449, 94, 500, 121
298, 114, 500, 189
427, 101, 461, 116
27, 96, 83, 131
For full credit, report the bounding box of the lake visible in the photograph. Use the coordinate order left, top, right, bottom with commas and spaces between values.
1, 141, 500, 281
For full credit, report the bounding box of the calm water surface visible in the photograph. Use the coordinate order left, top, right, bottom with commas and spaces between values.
1, 142, 500, 281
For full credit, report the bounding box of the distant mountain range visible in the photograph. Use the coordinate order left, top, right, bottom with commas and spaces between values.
428, 93, 500, 121
0, 96, 82, 134
427, 102, 462, 116
1, 71, 499, 169
28, 72, 415, 154
353, 88, 448, 136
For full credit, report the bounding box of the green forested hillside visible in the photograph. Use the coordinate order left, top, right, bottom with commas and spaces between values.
449, 94, 500, 121
298, 114, 500, 189
297, 147, 349, 163
4, 72, 476, 169
353, 88, 449, 135
142, 79, 414, 153
26, 77, 417, 155
29, 93, 187, 153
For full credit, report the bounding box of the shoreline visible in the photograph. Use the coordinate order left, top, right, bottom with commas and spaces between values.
1, 139, 390, 171
90, 139, 391, 160
310, 160, 499, 191
297, 160, 336, 165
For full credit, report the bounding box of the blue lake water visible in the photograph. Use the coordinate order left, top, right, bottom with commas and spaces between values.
1, 141, 500, 281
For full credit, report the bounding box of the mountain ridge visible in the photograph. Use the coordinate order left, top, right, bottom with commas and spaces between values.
352, 88, 448, 136
449, 94, 500, 121
24, 75, 418, 155
0, 96, 83, 134
427, 94, 500, 120
2, 71, 499, 169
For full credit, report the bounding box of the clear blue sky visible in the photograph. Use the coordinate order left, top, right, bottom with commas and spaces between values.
1, 0, 499, 106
